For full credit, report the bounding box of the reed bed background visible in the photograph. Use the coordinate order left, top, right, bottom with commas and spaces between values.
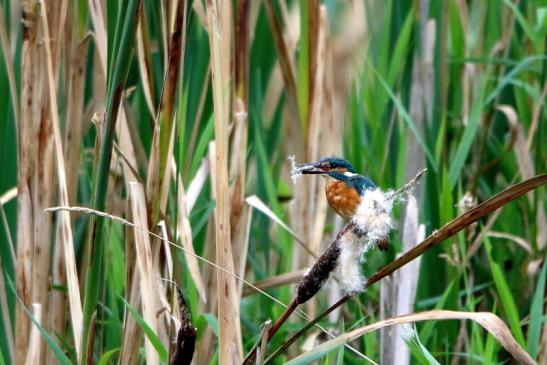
0, 0, 545, 364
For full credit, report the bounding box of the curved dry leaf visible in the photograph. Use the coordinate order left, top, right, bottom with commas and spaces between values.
487, 231, 532, 254
0, 187, 17, 205
39, 4, 83, 359
286, 310, 535, 365
171, 159, 207, 303
25, 304, 42, 365
496, 105, 534, 180
245, 195, 317, 258
496, 105, 546, 249
128, 182, 160, 365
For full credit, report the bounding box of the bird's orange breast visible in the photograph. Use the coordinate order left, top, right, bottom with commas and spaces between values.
325, 181, 361, 220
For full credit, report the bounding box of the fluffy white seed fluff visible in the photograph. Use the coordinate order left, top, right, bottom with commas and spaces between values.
352, 188, 394, 242
335, 188, 394, 294
335, 231, 375, 294
288, 155, 302, 184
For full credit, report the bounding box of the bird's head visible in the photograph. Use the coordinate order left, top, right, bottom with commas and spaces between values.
298, 157, 356, 178
298, 157, 376, 193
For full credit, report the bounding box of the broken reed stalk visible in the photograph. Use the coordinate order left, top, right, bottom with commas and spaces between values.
168, 288, 197, 365
264, 173, 547, 363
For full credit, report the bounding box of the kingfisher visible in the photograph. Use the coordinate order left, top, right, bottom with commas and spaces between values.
297, 157, 389, 251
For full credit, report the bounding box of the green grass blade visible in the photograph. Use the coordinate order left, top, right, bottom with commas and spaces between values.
122, 298, 168, 363
448, 76, 486, 188
484, 55, 546, 105
403, 325, 441, 365
82, 0, 143, 361
366, 59, 437, 170
6, 276, 72, 365
484, 236, 526, 347
526, 261, 546, 358
97, 348, 120, 365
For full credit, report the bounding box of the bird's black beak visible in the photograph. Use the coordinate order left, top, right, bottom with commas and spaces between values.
298, 162, 329, 175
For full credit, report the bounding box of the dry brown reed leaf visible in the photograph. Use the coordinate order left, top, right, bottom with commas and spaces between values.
146, 0, 186, 222
264, 0, 299, 115
25, 303, 42, 365
256, 320, 273, 365
51, 1, 69, 79
155, 222, 177, 347
234, 1, 250, 101
117, 110, 142, 182
186, 158, 210, 211
88, 0, 107, 73
183, 65, 211, 177
195, 143, 224, 364
32, 117, 54, 365
246, 195, 317, 258
307, 1, 320, 113
206, 0, 244, 360
262, 0, 299, 125
286, 310, 536, 365
497, 105, 535, 180
159, 221, 174, 280
39, 2, 83, 360
192, 0, 207, 30
229, 99, 249, 232
160, 1, 169, 67
197, 147, 219, 364
129, 182, 161, 364
242, 269, 308, 297
63, 27, 88, 203
137, 19, 157, 118
49, 10, 89, 359
170, 160, 207, 303
16, 2, 40, 360
307, 6, 330, 261
496, 105, 546, 249
0, 257, 14, 363
231, 204, 252, 298
0, 5, 18, 123
119, 204, 143, 365
120, 272, 143, 365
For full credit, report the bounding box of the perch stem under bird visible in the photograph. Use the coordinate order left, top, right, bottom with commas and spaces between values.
264, 173, 546, 365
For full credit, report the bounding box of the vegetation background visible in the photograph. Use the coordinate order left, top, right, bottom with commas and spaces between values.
0, 0, 545, 364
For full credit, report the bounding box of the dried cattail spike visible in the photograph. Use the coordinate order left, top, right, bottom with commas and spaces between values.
296, 241, 341, 304
296, 225, 354, 304
169, 289, 197, 365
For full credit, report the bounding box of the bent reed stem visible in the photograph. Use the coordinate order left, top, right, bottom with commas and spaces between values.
260, 174, 547, 363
